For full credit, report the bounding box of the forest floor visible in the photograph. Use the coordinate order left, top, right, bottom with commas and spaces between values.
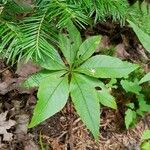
0, 23, 150, 150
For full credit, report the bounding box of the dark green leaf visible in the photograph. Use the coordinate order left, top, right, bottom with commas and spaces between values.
66, 20, 82, 53
141, 130, 150, 140
98, 90, 117, 109
28, 76, 69, 128
137, 94, 150, 113
77, 55, 138, 78
70, 73, 100, 139
141, 142, 150, 150
139, 72, 150, 84
77, 36, 101, 63
59, 33, 75, 65
22, 70, 66, 88
128, 20, 150, 53
21, 14, 58, 62
125, 109, 137, 129
38, 52, 66, 70
121, 80, 142, 95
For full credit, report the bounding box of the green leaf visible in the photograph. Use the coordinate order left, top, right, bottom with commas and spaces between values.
141, 142, 150, 150
59, 33, 75, 65
22, 70, 66, 88
137, 94, 150, 113
128, 20, 150, 53
121, 80, 142, 95
70, 73, 106, 89
59, 21, 82, 65
142, 130, 150, 140
106, 79, 117, 89
38, 52, 66, 70
125, 109, 137, 129
71, 73, 117, 109
28, 76, 69, 128
98, 90, 117, 109
139, 72, 150, 84
70, 73, 100, 139
66, 20, 82, 53
77, 36, 101, 63
127, 103, 135, 109
77, 55, 138, 78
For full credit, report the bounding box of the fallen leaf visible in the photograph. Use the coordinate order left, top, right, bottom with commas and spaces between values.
24, 139, 39, 150
0, 59, 5, 70
15, 114, 29, 140
26, 95, 36, 106
0, 137, 5, 149
51, 139, 62, 150
96, 36, 110, 52
0, 78, 17, 95
0, 111, 16, 141
16, 60, 41, 78
2, 69, 13, 81
115, 43, 130, 60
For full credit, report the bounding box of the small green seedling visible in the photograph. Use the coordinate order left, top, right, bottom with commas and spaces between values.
23, 21, 138, 139
141, 130, 150, 150
121, 77, 150, 129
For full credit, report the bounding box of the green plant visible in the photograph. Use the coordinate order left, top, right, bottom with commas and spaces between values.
23, 21, 138, 139
141, 130, 150, 150
139, 72, 150, 84
121, 76, 150, 129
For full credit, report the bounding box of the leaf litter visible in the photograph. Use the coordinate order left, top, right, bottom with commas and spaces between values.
0, 111, 16, 142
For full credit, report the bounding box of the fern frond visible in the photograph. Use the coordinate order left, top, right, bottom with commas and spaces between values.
90, 0, 129, 25
45, 0, 89, 28
0, 21, 23, 64
21, 11, 57, 62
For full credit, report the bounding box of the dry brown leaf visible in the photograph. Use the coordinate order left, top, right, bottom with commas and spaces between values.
16, 60, 41, 78
1, 69, 13, 81
15, 114, 29, 140
0, 79, 17, 95
0, 137, 5, 149
96, 36, 110, 52
24, 139, 39, 150
51, 139, 62, 150
0, 111, 16, 141
115, 43, 130, 60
